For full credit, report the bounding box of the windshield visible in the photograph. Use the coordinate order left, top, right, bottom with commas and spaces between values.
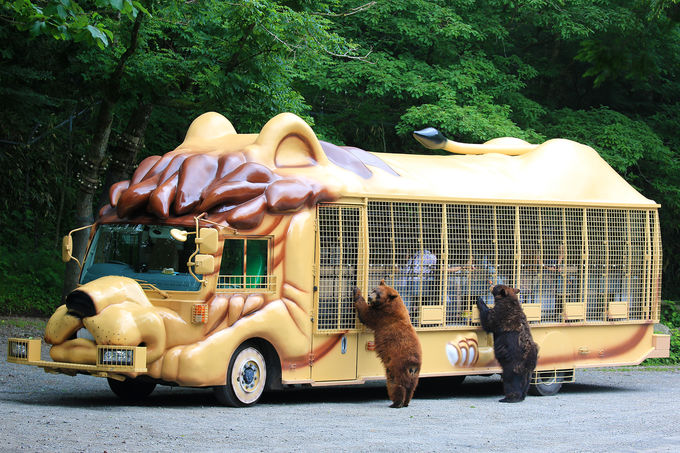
80, 224, 202, 292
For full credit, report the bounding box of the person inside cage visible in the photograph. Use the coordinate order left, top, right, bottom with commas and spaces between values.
445, 257, 473, 322
543, 243, 579, 316
519, 240, 542, 304
445, 255, 502, 324
397, 249, 438, 314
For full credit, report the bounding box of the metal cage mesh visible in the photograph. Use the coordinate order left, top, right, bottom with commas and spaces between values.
317, 205, 364, 331
316, 201, 661, 330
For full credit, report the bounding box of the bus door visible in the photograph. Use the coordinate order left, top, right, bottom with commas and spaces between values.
311, 204, 364, 382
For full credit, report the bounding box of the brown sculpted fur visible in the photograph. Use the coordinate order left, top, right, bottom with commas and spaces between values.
476, 285, 538, 403
353, 280, 422, 408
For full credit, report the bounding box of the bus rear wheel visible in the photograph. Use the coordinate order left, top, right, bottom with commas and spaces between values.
529, 375, 563, 396
214, 343, 267, 407
107, 377, 156, 402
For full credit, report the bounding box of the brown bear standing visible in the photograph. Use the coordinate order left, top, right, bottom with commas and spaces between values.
353, 280, 422, 408
476, 285, 538, 403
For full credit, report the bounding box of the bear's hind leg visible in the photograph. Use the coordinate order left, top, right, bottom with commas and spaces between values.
500, 372, 524, 403
387, 380, 406, 408
521, 371, 532, 399
402, 384, 416, 407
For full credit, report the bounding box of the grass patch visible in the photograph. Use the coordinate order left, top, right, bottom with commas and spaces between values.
591, 365, 680, 372
0, 317, 48, 330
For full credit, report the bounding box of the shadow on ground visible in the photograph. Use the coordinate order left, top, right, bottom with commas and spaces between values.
2, 373, 630, 409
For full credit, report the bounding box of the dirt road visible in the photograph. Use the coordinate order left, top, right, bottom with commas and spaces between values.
1, 318, 678, 452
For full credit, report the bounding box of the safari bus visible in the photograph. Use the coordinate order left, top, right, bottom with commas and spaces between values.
7, 112, 670, 406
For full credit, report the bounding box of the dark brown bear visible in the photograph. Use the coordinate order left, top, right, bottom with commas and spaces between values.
476, 285, 538, 403
353, 280, 422, 408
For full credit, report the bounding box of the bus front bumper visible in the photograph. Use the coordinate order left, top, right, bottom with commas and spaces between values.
7, 338, 147, 378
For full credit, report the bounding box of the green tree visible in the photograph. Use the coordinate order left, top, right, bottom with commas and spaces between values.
0, 0, 146, 48
2, 0, 680, 315
0, 0, 367, 296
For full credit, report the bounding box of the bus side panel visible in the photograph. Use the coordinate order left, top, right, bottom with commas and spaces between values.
355, 323, 655, 380
354, 304, 654, 378
277, 210, 317, 383
535, 323, 655, 369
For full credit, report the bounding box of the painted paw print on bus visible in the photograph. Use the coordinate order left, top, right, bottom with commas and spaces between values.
446, 337, 480, 367
445, 334, 495, 368
445, 335, 497, 368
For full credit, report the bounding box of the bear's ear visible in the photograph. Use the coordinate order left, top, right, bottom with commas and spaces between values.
379, 279, 386, 286
498, 287, 507, 297
513, 287, 520, 295
388, 293, 398, 300
183, 112, 237, 143
254, 113, 329, 168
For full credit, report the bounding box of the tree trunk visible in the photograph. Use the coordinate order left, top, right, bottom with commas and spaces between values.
97, 100, 154, 209
62, 13, 145, 298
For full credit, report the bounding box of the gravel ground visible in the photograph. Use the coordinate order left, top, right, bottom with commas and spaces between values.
1, 316, 679, 453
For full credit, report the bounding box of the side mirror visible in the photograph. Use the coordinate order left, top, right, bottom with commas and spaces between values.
170, 228, 188, 242
196, 228, 218, 254
60, 224, 94, 268
61, 235, 73, 263
194, 254, 215, 275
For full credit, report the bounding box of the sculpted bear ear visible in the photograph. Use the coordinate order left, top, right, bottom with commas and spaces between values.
182, 112, 237, 143
253, 113, 330, 168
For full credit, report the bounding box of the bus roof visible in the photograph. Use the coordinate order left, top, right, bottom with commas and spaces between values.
106, 112, 657, 230
314, 140, 656, 208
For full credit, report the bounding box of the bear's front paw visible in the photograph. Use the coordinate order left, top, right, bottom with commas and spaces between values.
476, 297, 486, 308
353, 287, 362, 301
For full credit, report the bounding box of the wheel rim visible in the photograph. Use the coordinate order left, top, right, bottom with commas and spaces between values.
231, 347, 266, 404
537, 376, 557, 386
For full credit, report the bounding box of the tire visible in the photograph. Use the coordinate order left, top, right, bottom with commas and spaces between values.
107, 377, 156, 402
529, 374, 563, 396
214, 343, 267, 407
448, 375, 466, 386
418, 375, 466, 393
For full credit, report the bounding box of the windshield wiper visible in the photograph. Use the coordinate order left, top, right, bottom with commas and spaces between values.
134, 279, 169, 299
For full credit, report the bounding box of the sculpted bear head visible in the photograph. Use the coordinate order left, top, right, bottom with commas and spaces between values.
103, 112, 400, 231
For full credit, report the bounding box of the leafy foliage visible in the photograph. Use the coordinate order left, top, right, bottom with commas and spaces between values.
0, 240, 63, 316
0, 0, 679, 342
0, 0, 146, 48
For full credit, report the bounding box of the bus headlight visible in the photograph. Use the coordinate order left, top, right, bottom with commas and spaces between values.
98, 347, 134, 366
95, 346, 147, 371
7, 338, 41, 362
9, 341, 27, 359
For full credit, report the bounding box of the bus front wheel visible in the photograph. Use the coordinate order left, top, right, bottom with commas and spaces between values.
107, 377, 156, 401
214, 343, 267, 407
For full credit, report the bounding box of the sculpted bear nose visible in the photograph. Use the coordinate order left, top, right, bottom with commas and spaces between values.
65, 290, 96, 319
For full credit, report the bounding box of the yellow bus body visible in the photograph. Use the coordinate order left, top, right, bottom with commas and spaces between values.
7, 112, 670, 403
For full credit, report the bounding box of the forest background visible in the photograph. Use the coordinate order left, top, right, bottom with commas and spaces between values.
0, 0, 678, 362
